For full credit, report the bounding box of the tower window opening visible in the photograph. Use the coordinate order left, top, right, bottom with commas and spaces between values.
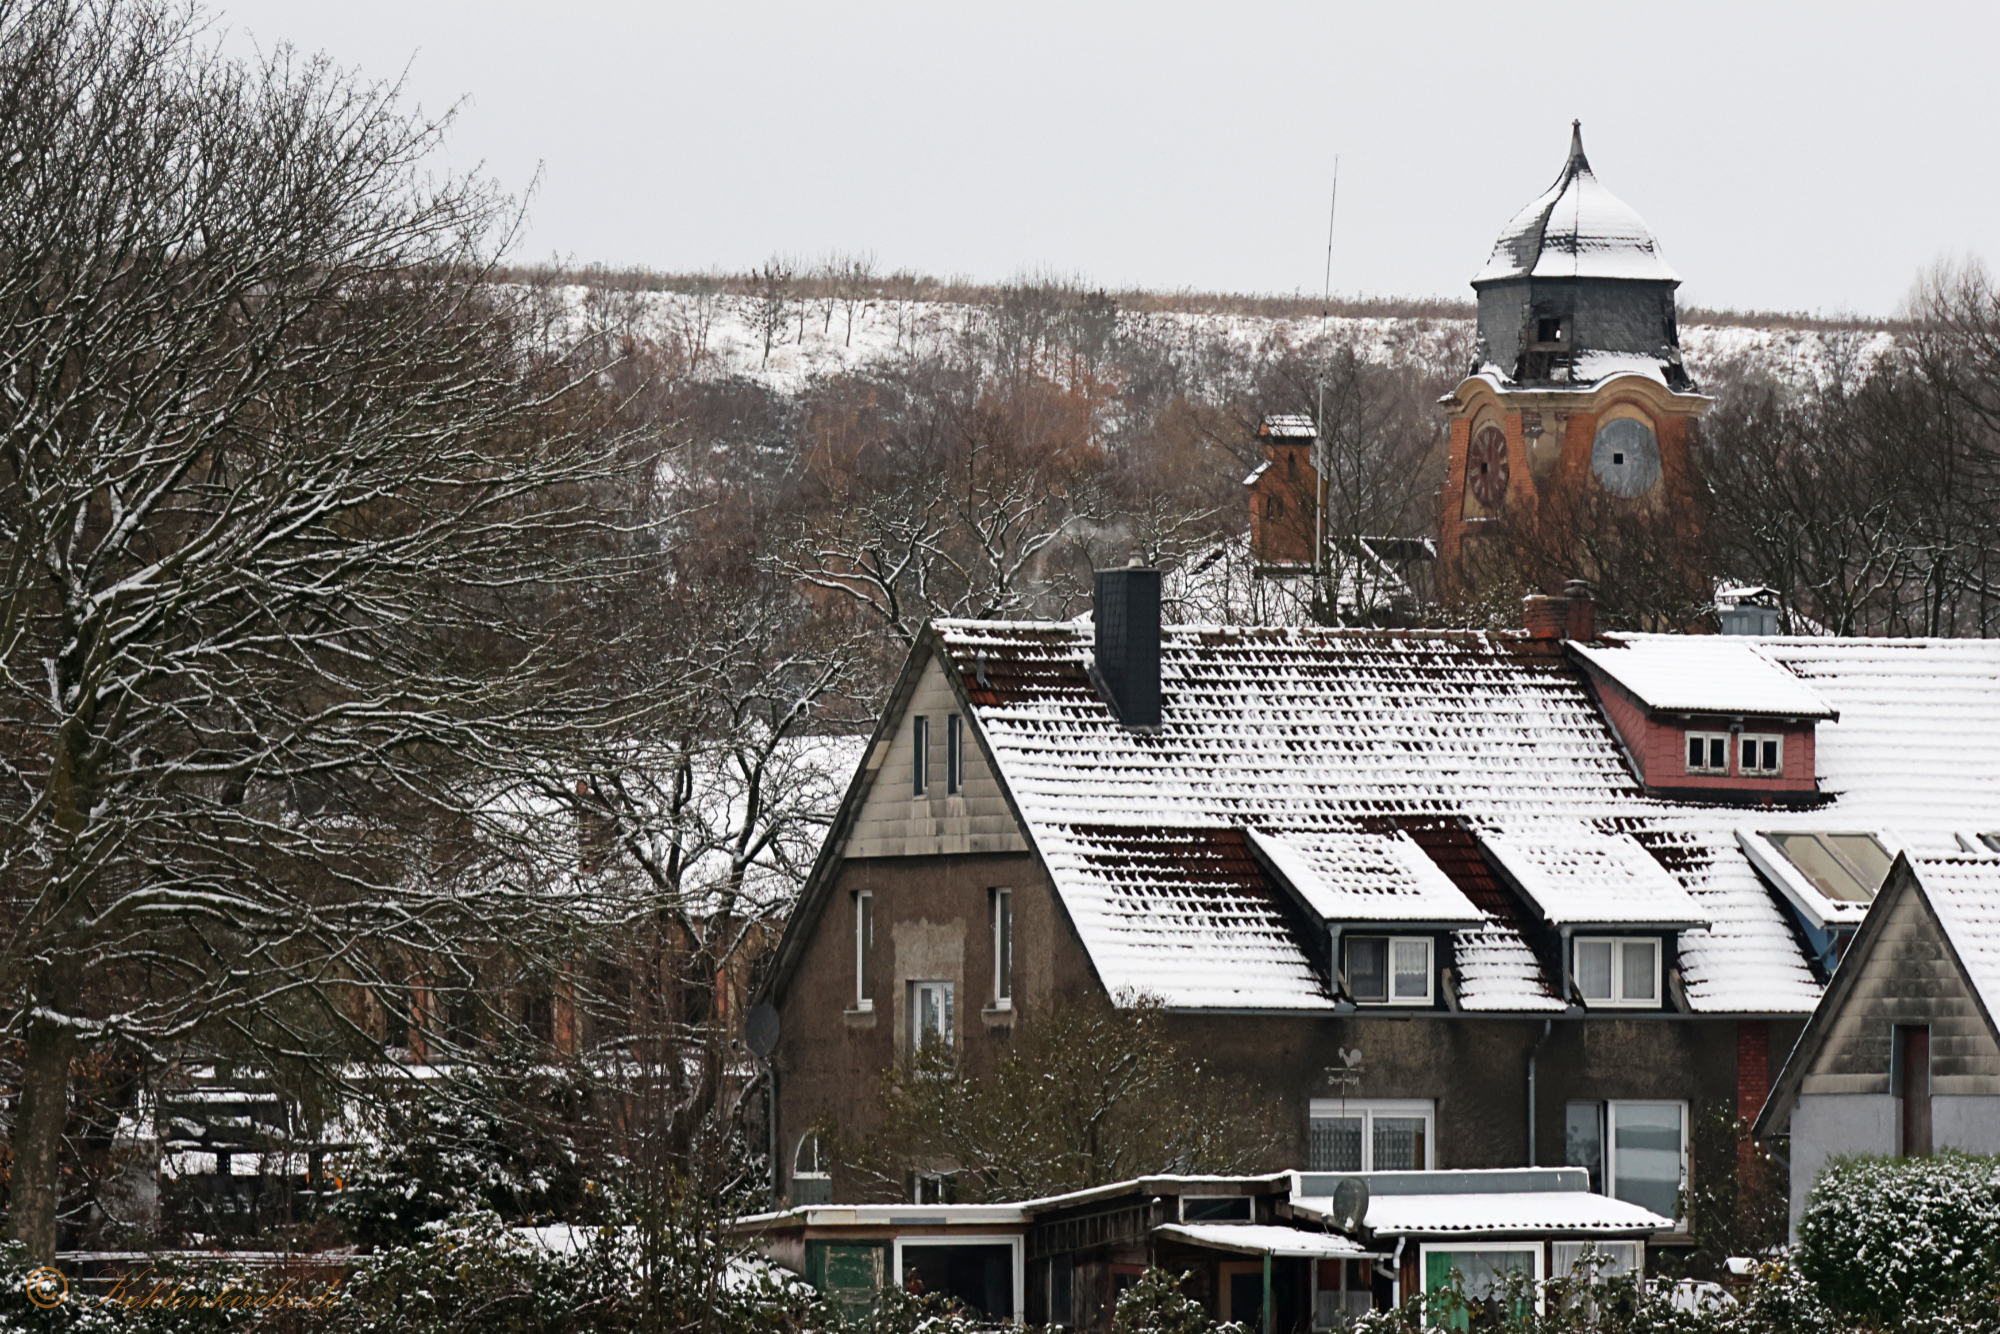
1537, 317, 1565, 344
1613, 452, 1625, 465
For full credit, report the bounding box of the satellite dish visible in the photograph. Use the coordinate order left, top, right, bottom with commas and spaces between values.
746, 1002, 780, 1059
1331, 1176, 1369, 1233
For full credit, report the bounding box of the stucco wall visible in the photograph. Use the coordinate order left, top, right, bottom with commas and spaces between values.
1934, 1096, 2000, 1154
1788, 1092, 1897, 1238
846, 655, 1029, 859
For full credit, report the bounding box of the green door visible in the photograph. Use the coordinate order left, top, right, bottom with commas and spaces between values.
809, 1242, 886, 1317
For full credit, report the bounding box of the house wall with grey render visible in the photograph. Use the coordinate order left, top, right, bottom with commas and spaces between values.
1788, 1093, 1897, 1240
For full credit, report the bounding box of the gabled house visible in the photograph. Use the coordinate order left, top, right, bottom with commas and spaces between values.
1755, 852, 2000, 1235
757, 570, 2000, 1261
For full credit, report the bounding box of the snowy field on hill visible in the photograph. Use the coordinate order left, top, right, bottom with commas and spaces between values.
537, 285, 1900, 395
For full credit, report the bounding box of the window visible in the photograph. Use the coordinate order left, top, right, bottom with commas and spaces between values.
892, 1237, 1020, 1320
1565, 1101, 1605, 1194
1685, 731, 1729, 775
1573, 937, 1660, 1007
854, 891, 874, 1011
1763, 830, 1893, 904
1739, 733, 1783, 777
991, 888, 1013, 1008
912, 716, 930, 795
1607, 1101, 1687, 1226
1551, 1240, 1640, 1284
947, 714, 964, 794
1307, 1098, 1435, 1171
1421, 1243, 1542, 1327
1345, 936, 1434, 1005
1570, 1101, 1688, 1227
1180, 1196, 1253, 1222
909, 981, 954, 1054
1536, 316, 1565, 344
1895, 1025, 1931, 1157
793, 1133, 832, 1205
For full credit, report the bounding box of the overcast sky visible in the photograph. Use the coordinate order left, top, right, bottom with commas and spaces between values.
219, 0, 1998, 316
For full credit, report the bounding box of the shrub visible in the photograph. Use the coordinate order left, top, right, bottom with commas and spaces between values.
1797, 1152, 2000, 1328
1113, 1268, 1243, 1334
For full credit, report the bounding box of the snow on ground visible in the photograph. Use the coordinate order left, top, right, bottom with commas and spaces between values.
531, 284, 1895, 396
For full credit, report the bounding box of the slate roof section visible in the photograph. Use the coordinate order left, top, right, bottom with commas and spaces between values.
937, 621, 1824, 1015
1473, 123, 1679, 286
1911, 854, 2000, 1024
1572, 638, 1837, 719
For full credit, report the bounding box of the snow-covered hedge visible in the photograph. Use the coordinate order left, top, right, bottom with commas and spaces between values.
1798, 1151, 2000, 1328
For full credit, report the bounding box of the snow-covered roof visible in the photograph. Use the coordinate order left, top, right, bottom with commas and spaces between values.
936, 621, 1827, 1015
1477, 824, 1708, 928
1912, 854, 2000, 1022
1356, 1190, 1673, 1237
1473, 124, 1678, 286
1260, 414, 1318, 438
1247, 827, 1483, 926
1573, 638, 1836, 719
1155, 1222, 1378, 1258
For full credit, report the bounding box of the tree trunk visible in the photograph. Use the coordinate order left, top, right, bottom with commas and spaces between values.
10, 1001, 75, 1262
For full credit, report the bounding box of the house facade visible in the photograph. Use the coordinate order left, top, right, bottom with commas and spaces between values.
1756, 852, 2000, 1235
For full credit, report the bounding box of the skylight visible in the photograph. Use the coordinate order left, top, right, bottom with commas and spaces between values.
1763, 832, 1894, 905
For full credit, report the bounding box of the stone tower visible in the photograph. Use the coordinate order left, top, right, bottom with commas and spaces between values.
1439, 123, 1709, 587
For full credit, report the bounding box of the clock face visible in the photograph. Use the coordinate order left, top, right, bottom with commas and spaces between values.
1467, 425, 1510, 510
1592, 416, 1662, 497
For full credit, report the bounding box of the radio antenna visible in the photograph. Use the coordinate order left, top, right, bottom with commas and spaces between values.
1313, 158, 1338, 576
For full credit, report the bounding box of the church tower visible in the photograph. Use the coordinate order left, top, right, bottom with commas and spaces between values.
1439, 123, 1709, 590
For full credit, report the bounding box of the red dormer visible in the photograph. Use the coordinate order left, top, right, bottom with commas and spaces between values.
1568, 636, 1838, 802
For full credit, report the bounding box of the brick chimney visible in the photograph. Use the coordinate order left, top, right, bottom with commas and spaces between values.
1522, 580, 1595, 641
1093, 560, 1161, 728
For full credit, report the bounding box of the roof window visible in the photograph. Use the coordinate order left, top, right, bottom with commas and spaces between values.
1765, 831, 1893, 904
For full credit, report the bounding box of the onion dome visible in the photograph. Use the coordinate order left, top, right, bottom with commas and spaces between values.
1474, 122, 1678, 287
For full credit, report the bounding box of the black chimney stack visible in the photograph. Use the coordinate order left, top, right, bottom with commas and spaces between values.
1093, 561, 1161, 728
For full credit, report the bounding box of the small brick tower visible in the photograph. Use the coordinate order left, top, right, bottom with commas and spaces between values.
1246, 413, 1320, 568
1440, 123, 1710, 591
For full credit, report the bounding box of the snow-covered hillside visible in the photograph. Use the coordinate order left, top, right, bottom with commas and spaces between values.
541, 284, 1898, 395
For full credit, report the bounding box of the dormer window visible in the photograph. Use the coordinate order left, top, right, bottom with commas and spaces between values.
1763, 831, 1892, 904
1739, 733, 1783, 777
1686, 732, 1728, 775
1574, 937, 1660, 1007
1346, 936, 1433, 1005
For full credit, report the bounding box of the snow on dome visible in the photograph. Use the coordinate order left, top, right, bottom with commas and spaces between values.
1572, 637, 1837, 719
1473, 123, 1679, 286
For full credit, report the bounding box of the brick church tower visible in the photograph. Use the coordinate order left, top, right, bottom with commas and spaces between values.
1439, 123, 1709, 592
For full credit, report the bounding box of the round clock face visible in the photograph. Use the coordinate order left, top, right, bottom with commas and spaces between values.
1467, 425, 1510, 509
1592, 416, 1662, 497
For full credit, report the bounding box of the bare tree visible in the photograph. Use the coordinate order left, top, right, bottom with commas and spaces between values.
837, 251, 877, 348
751, 256, 793, 369
0, 0, 637, 1258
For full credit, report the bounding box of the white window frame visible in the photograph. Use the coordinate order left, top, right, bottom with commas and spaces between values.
1307, 1097, 1436, 1171
1684, 731, 1729, 775
909, 980, 954, 1054
1606, 1100, 1689, 1230
891, 1235, 1025, 1325
1178, 1194, 1253, 1222
854, 890, 874, 1011
912, 716, 930, 796
947, 714, 965, 794
1345, 935, 1435, 1006
991, 887, 1013, 1009
1572, 937, 1661, 1008
1739, 732, 1783, 777
1418, 1241, 1544, 1319
1551, 1240, 1643, 1284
